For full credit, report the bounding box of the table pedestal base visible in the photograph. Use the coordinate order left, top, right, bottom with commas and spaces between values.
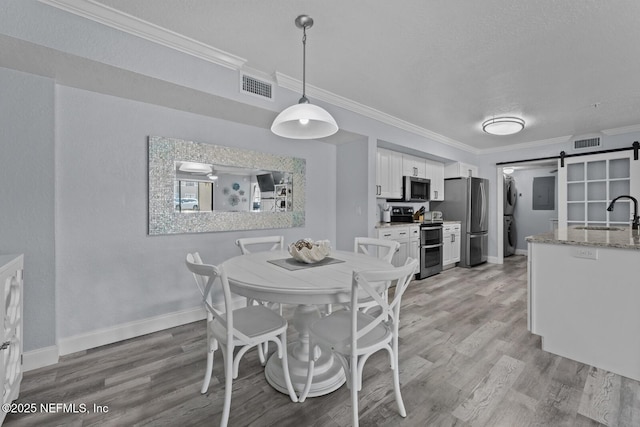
264, 303, 346, 397
265, 344, 345, 397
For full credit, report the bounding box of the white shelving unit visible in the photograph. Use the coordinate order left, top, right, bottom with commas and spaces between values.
274, 183, 292, 212
564, 155, 633, 227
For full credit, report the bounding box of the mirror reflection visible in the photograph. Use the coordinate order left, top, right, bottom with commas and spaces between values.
174, 162, 293, 213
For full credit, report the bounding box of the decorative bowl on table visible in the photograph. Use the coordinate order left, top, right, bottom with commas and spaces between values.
288, 239, 331, 264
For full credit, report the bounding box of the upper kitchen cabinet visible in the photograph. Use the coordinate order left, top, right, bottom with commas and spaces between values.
445, 162, 478, 178
402, 154, 427, 178
376, 148, 403, 199
425, 159, 445, 201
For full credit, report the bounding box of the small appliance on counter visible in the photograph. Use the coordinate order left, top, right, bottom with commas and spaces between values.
381, 204, 391, 223
390, 206, 414, 223
423, 210, 443, 225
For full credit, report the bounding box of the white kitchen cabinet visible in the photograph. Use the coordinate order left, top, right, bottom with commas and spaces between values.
425, 159, 445, 201
408, 225, 420, 262
444, 162, 478, 178
528, 240, 640, 381
376, 148, 403, 199
443, 224, 461, 267
402, 154, 427, 178
0, 254, 23, 426
377, 226, 411, 267
451, 224, 461, 263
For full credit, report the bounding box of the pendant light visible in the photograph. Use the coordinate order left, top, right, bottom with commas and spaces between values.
271, 15, 338, 139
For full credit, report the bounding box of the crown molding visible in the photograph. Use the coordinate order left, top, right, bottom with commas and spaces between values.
38, 0, 246, 70
601, 123, 640, 136
480, 135, 573, 154
275, 72, 477, 154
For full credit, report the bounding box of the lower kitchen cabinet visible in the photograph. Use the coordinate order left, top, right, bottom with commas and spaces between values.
408, 225, 420, 262
443, 224, 461, 267
377, 225, 419, 267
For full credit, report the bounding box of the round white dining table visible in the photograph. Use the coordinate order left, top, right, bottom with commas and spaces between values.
222, 249, 392, 398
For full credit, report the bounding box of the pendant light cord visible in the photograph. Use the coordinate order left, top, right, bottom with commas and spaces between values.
300, 26, 308, 103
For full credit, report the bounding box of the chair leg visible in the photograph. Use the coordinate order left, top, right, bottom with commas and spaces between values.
200, 348, 214, 394
298, 343, 317, 402
220, 344, 234, 427
279, 330, 298, 403
350, 355, 360, 427
257, 341, 267, 365
391, 342, 406, 417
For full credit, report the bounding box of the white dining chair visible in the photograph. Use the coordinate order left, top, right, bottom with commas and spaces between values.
235, 236, 285, 363
186, 252, 297, 427
235, 235, 284, 254
354, 237, 400, 264
352, 237, 401, 314
298, 257, 419, 427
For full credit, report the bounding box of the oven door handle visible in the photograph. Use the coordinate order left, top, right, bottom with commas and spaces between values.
420, 243, 443, 249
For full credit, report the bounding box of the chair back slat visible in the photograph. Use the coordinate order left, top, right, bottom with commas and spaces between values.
236, 236, 284, 254
186, 252, 256, 344
350, 258, 419, 352
354, 237, 400, 263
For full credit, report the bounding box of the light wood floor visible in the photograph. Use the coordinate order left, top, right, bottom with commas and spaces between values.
6, 255, 640, 426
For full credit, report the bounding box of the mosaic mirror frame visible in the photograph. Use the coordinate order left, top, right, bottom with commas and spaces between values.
148, 136, 306, 235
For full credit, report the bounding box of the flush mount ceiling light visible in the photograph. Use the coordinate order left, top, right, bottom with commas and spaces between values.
503, 167, 515, 174
482, 117, 525, 136
271, 15, 338, 140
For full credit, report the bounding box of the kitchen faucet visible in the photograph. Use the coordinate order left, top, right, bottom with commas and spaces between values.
606, 195, 639, 230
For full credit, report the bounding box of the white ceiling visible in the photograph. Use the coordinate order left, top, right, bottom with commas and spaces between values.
37, 1, 640, 152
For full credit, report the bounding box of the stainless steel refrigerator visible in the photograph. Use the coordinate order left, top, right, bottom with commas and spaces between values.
435, 177, 489, 267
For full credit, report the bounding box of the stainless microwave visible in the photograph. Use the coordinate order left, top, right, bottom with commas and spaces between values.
403, 176, 430, 202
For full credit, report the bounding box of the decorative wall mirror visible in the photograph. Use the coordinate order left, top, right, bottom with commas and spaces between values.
148, 136, 305, 235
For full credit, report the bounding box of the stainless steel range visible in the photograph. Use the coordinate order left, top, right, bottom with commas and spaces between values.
418, 220, 443, 279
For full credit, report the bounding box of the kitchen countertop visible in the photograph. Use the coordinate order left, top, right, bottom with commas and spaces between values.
375, 220, 459, 228
376, 222, 421, 228
526, 226, 640, 250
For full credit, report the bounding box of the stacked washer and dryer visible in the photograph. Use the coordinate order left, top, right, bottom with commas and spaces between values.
503, 175, 517, 256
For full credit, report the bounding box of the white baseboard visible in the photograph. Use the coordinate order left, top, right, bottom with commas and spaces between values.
515, 249, 528, 256
23, 298, 250, 372
487, 256, 501, 264
23, 345, 59, 372
58, 306, 207, 356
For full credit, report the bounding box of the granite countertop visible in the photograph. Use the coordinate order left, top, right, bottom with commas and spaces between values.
376, 222, 421, 228
526, 226, 640, 250
375, 220, 460, 228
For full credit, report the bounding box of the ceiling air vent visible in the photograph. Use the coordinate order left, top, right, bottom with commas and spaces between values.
241, 74, 273, 100
573, 137, 600, 150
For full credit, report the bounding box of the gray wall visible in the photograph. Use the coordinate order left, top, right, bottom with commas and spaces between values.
509, 167, 559, 251
336, 139, 370, 251
55, 85, 337, 340
0, 67, 56, 351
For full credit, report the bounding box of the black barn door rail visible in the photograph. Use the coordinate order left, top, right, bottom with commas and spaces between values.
496, 141, 640, 167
